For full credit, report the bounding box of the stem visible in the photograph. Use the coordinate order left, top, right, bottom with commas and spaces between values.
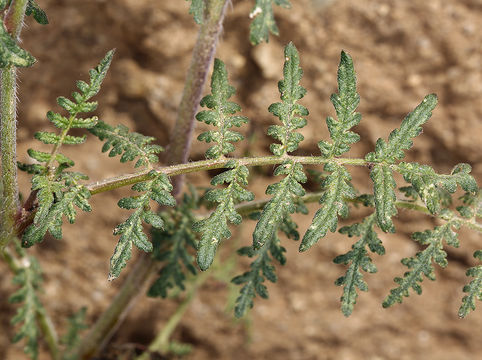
0, 0, 28, 249
74, 2, 229, 358
136, 271, 211, 360
87, 155, 368, 195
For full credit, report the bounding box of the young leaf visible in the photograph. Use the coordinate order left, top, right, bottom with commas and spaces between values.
186, 0, 204, 24
194, 162, 254, 270
232, 232, 286, 318
89, 121, 163, 167
318, 51, 361, 157
22, 184, 92, 247
383, 218, 460, 308
267, 42, 308, 156
458, 250, 482, 318
253, 161, 306, 249
300, 162, 355, 251
334, 215, 385, 316
0, 22, 36, 67
365, 94, 438, 163
148, 194, 198, 298
9, 257, 44, 360
249, 0, 291, 45
196, 59, 248, 159
370, 164, 397, 233
109, 172, 175, 280
397, 162, 478, 214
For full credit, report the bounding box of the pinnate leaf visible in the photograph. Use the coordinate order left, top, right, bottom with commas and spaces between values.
196, 59, 248, 159
194, 162, 254, 270
300, 162, 355, 251
334, 215, 384, 316
109, 172, 175, 280
268, 42, 308, 156
318, 51, 361, 157
90, 121, 163, 167
383, 219, 460, 308
9, 257, 44, 360
253, 161, 306, 249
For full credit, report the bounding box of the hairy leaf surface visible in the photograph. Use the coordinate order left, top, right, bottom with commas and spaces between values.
249, 0, 291, 45
459, 250, 482, 318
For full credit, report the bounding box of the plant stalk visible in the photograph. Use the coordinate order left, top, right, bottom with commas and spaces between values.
74, 1, 229, 358
0, 0, 29, 248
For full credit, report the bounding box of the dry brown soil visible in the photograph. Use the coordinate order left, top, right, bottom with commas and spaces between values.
1, 0, 481, 359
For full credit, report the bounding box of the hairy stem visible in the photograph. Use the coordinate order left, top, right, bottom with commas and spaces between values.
87, 155, 368, 195
0, 0, 29, 249
74, 1, 229, 358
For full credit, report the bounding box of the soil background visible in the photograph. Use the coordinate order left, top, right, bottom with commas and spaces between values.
1, 0, 482, 359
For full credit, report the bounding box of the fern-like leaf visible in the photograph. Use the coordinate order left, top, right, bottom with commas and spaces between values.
397, 162, 478, 214
253, 161, 306, 249
334, 215, 385, 316
366, 94, 437, 164
148, 191, 198, 298
89, 121, 163, 167
0, 21, 36, 67
249, 0, 291, 45
383, 217, 460, 308
267, 42, 308, 156
9, 257, 44, 360
194, 161, 254, 270
318, 51, 361, 157
459, 250, 482, 318
232, 232, 286, 318
196, 58, 248, 159
301, 162, 355, 251
60, 307, 88, 360
109, 171, 175, 280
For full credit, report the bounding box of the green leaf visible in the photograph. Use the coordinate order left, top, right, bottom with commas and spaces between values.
26, 0, 49, 25
109, 172, 175, 280
186, 0, 204, 24
9, 257, 44, 360
194, 163, 254, 270
366, 94, 438, 163
60, 307, 88, 359
249, 0, 291, 45
232, 232, 286, 318
148, 193, 198, 298
458, 250, 482, 318
89, 121, 163, 167
196, 59, 248, 159
318, 51, 361, 157
22, 185, 92, 247
334, 215, 384, 316
0, 22, 36, 67
383, 220, 460, 308
253, 161, 306, 249
267, 42, 308, 156
370, 164, 397, 233
397, 162, 478, 214
300, 162, 355, 251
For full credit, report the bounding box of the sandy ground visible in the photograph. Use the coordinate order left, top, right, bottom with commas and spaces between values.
1, 0, 481, 359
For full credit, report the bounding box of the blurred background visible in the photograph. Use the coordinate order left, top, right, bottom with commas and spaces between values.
1, 0, 481, 359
